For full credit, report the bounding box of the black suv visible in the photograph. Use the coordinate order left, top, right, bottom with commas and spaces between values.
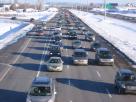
85, 32, 95, 42
67, 31, 77, 40
115, 69, 136, 94
91, 41, 101, 51
49, 45, 61, 57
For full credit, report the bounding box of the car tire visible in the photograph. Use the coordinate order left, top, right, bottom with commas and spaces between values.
118, 88, 125, 94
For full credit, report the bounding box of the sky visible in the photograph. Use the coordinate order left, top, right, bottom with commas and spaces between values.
2, 0, 136, 4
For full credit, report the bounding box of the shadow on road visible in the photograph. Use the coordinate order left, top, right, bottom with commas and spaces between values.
12, 63, 46, 72
13, 52, 43, 61
0, 89, 26, 102
56, 78, 117, 95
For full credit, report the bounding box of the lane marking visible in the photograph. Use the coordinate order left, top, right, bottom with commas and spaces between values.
68, 79, 71, 86
0, 38, 32, 82
70, 100, 73, 102
67, 65, 70, 69
106, 88, 112, 98
96, 71, 101, 78
12, 38, 32, 64
36, 37, 50, 77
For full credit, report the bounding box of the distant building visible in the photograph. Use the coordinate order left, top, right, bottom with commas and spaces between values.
0, 3, 11, 11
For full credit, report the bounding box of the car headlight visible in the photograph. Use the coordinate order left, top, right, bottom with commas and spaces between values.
26, 97, 31, 102
50, 53, 52, 54
121, 84, 126, 88
48, 99, 53, 102
74, 60, 78, 62
110, 59, 114, 62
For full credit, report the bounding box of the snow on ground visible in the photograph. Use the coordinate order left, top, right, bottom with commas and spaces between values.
0, 20, 20, 36
0, 8, 58, 49
70, 9, 136, 64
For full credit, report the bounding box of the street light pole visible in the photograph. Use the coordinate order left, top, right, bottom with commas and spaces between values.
104, 0, 106, 20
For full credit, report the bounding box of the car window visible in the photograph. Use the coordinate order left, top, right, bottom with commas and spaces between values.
99, 50, 112, 58
30, 86, 51, 96
49, 59, 61, 63
74, 52, 87, 57
121, 74, 136, 81
93, 43, 100, 47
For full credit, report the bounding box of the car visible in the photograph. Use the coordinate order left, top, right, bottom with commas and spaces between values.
72, 40, 82, 49
30, 18, 35, 22
85, 32, 95, 42
49, 45, 61, 57
91, 41, 101, 51
115, 69, 136, 94
67, 31, 77, 40
11, 16, 17, 20
54, 41, 63, 51
72, 49, 88, 65
46, 57, 63, 71
26, 76, 56, 102
95, 48, 114, 65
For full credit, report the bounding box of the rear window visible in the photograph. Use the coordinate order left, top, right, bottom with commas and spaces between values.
30, 86, 51, 96
74, 51, 87, 57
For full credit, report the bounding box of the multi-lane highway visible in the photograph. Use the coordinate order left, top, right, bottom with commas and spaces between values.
0, 9, 136, 102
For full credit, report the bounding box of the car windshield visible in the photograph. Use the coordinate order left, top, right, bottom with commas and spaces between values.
30, 86, 51, 96
50, 46, 60, 51
121, 74, 136, 81
74, 41, 81, 45
74, 52, 87, 57
93, 43, 100, 47
99, 50, 112, 58
49, 58, 61, 63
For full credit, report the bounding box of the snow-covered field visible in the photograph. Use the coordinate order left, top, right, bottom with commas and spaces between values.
0, 21, 20, 36
0, 8, 58, 49
70, 9, 136, 64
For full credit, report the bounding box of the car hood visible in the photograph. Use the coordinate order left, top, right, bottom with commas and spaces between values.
48, 63, 62, 67
122, 81, 136, 86
30, 95, 52, 102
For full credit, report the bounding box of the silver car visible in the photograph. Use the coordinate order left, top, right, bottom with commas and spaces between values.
72, 49, 88, 65
26, 76, 56, 102
46, 57, 63, 71
95, 48, 114, 65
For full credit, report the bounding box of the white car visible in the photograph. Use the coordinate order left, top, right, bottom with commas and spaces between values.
26, 76, 56, 102
46, 57, 63, 71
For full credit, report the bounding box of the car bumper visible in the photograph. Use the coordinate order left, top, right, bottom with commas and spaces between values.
47, 67, 63, 72
73, 60, 88, 65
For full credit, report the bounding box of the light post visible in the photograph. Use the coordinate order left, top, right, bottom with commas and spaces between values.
104, 0, 106, 20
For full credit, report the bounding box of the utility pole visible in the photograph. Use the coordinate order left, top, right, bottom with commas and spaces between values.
104, 0, 107, 20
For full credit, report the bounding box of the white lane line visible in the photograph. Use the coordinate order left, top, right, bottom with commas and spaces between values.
67, 65, 70, 69
12, 38, 32, 64
106, 88, 112, 98
96, 71, 101, 78
36, 37, 50, 77
69, 100, 73, 102
68, 79, 71, 86
0, 38, 32, 82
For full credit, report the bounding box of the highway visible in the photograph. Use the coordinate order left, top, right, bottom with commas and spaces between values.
0, 10, 136, 102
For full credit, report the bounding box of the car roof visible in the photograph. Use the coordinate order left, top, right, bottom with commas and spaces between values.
74, 49, 85, 52
32, 77, 51, 85
97, 48, 109, 51
118, 69, 134, 75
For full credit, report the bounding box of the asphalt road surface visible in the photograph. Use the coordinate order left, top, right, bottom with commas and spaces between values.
0, 10, 135, 102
